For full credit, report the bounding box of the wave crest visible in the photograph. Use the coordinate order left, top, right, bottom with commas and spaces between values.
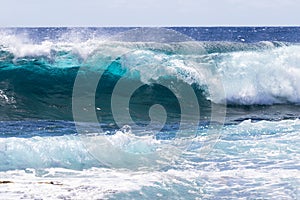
1, 35, 300, 112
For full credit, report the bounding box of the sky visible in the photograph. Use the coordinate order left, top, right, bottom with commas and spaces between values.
0, 0, 299, 27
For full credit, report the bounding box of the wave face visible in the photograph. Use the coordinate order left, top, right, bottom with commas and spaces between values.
1, 28, 300, 122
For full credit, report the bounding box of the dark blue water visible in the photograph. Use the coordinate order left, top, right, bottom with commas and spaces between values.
0, 27, 299, 199
3, 27, 300, 43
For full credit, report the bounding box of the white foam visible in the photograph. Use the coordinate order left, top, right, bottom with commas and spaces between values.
217, 45, 300, 104
2, 31, 300, 105
0, 89, 15, 104
0, 119, 299, 198
0, 165, 298, 199
0, 31, 108, 59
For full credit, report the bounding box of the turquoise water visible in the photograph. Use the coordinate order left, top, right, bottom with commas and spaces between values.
0, 27, 299, 199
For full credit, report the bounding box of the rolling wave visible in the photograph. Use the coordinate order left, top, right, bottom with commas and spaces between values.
1, 34, 300, 121
0, 118, 299, 171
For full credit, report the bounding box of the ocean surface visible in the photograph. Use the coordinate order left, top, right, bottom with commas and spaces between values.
0, 27, 299, 199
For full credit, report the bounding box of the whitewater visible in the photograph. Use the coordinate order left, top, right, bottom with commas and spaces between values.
0, 27, 299, 199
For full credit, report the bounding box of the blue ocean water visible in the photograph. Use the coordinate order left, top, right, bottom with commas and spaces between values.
0, 27, 299, 199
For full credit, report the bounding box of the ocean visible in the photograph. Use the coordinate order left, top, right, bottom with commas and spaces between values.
0, 27, 299, 199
